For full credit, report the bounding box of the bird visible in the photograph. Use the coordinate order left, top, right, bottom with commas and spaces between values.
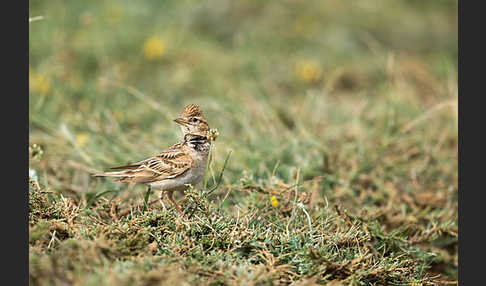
92, 104, 213, 215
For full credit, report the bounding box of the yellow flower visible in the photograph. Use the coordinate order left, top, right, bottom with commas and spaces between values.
76, 133, 88, 147
142, 36, 166, 60
29, 70, 50, 95
270, 196, 279, 207
294, 60, 322, 84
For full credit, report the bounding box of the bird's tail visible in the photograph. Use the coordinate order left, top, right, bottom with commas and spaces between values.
92, 164, 147, 183
91, 171, 127, 178
91, 170, 143, 183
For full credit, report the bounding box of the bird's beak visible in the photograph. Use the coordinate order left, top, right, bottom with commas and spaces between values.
174, 117, 189, 126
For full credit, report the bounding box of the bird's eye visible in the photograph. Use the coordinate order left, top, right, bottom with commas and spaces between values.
192, 118, 198, 123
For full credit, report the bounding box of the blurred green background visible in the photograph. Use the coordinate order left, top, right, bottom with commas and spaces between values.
29, 0, 457, 181
29, 0, 457, 283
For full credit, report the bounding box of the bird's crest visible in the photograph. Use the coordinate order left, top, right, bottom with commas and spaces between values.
181, 104, 203, 118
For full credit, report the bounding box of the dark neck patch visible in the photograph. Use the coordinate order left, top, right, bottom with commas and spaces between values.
187, 135, 209, 151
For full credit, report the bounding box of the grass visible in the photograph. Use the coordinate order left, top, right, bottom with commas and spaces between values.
29, 0, 457, 285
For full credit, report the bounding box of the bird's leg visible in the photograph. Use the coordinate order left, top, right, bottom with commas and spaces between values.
167, 191, 184, 215
159, 189, 167, 212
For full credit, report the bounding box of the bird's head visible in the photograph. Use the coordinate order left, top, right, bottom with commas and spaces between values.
174, 104, 210, 137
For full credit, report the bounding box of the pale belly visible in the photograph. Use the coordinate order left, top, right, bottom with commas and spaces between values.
148, 161, 206, 192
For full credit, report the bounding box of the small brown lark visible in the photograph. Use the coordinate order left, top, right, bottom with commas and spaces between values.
93, 104, 215, 215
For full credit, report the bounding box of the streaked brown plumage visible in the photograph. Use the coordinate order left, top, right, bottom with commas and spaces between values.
92, 104, 212, 214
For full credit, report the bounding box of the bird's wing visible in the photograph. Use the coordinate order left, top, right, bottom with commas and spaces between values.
102, 142, 193, 183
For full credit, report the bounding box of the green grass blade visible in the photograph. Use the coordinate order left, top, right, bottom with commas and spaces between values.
142, 187, 152, 213
207, 150, 232, 195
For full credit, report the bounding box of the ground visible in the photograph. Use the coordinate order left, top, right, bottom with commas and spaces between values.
29, 1, 457, 285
